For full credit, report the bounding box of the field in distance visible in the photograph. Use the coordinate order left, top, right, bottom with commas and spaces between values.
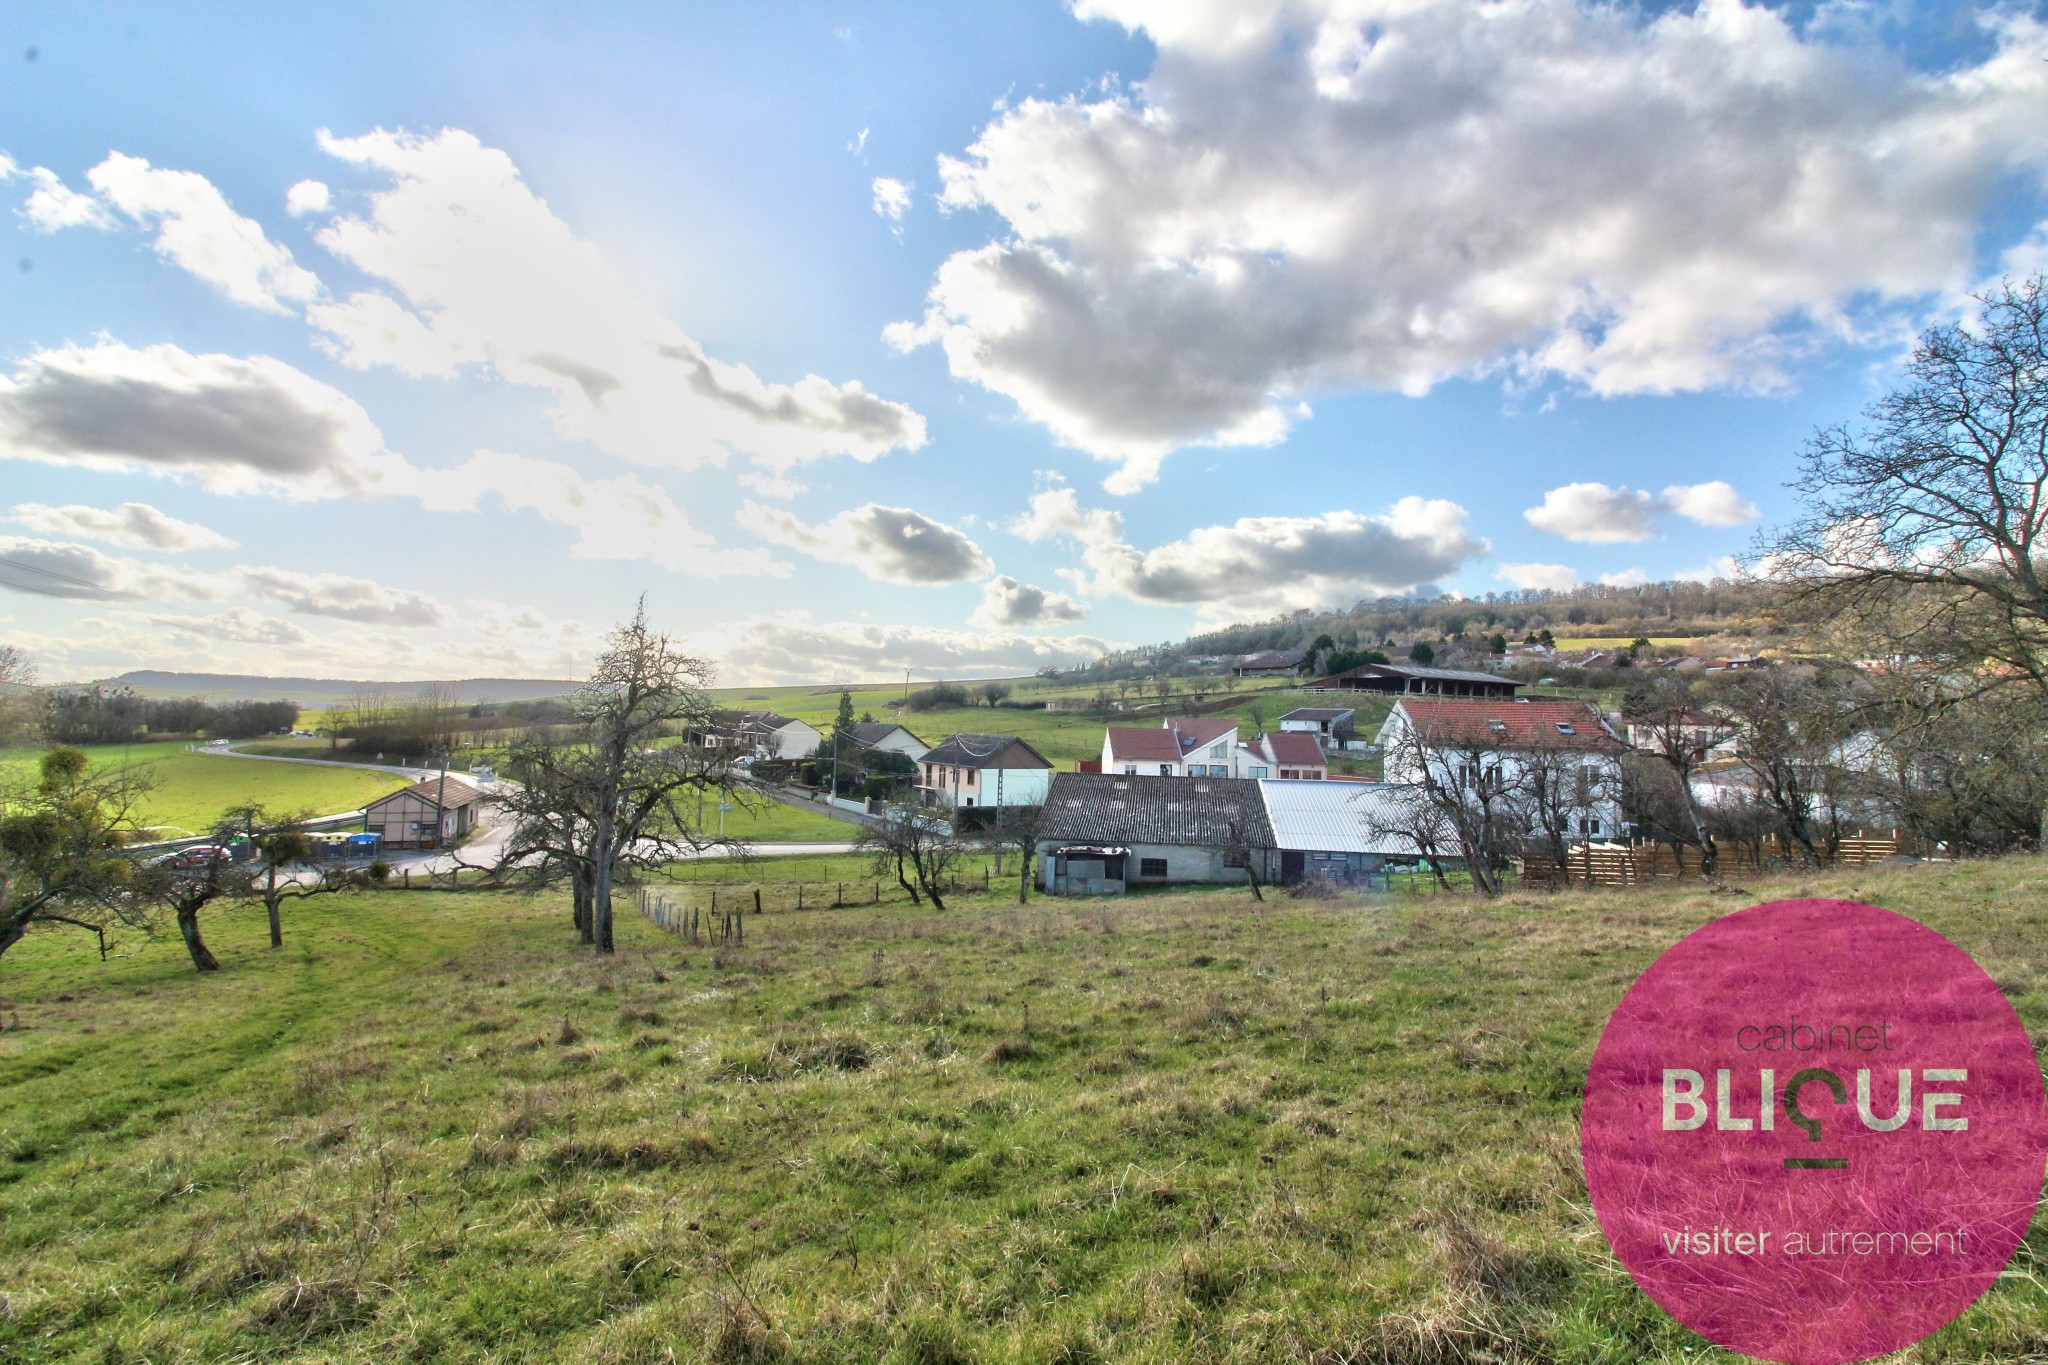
0, 742, 412, 840
3, 858, 2044, 1361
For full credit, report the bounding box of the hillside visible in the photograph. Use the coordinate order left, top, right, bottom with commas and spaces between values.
103, 672, 582, 706
2, 858, 2043, 1361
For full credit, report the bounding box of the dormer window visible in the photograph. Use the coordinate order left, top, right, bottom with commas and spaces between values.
1555, 723, 1576, 736
1487, 719, 1509, 735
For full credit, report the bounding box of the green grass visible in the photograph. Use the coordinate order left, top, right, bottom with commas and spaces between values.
705, 792, 860, 844
5, 858, 2048, 1361
0, 742, 412, 839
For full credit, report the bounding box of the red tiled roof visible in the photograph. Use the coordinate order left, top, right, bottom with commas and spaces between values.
1104, 727, 1185, 763
1395, 699, 1620, 751
1167, 717, 1235, 750
1261, 731, 1326, 767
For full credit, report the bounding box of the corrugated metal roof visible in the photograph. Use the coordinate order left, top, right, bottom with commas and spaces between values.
1257, 779, 1455, 857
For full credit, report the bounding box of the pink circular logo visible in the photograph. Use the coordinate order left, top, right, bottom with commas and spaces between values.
1583, 899, 2048, 1363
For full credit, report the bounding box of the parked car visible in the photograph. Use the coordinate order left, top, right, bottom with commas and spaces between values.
149, 845, 232, 871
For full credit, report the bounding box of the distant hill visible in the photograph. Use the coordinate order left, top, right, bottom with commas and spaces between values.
101, 671, 580, 706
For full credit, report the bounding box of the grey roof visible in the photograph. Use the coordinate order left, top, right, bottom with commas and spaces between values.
1237, 648, 1307, 669
921, 733, 1052, 770
1257, 779, 1454, 858
849, 721, 923, 746
1280, 707, 1356, 723
1038, 772, 1274, 848
1314, 661, 1515, 687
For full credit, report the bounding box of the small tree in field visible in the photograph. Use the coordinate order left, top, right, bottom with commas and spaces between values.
858, 807, 964, 910
217, 806, 380, 949
976, 804, 1043, 904
0, 747, 155, 962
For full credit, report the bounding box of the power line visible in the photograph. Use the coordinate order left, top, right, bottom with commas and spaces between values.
0, 552, 276, 652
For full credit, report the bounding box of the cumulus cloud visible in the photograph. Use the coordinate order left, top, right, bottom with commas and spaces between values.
415, 449, 781, 578
693, 612, 1114, 685
1023, 489, 1487, 620
971, 574, 1089, 628
0, 341, 766, 578
871, 177, 912, 221
234, 565, 445, 626
149, 607, 312, 647
0, 535, 225, 602
1495, 562, 1581, 592
1524, 483, 1661, 544
307, 127, 925, 473
1675, 555, 1744, 585
736, 501, 991, 584
893, 0, 2048, 488
1599, 568, 1651, 588
20, 166, 114, 231
11, 501, 235, 552
1525, 479, 1759, 542
1661, 480, 1759, 528
85, 152, 322, 312
0, 341, 403, 499
737, 470, 808, 499
285, 179, 332, 216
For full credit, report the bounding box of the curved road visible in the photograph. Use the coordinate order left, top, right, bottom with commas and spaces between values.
192, 743, 855, 872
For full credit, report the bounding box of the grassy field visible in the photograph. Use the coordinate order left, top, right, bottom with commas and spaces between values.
5, 857, 2047, 1361
0, 742, 412, 839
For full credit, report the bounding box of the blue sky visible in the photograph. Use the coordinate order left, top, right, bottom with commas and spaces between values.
2, 1, 2044, 685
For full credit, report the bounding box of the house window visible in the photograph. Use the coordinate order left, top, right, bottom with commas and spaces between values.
1249, 766, 1268, 778
1123, 763, 1137, 775
1140, 857, 1168, 877
1158, 764, 1173, 776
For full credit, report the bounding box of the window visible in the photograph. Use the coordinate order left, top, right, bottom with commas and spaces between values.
1555, 722, 1576, 736
1122, 763, 1137, 775
1140, 857, 1168, 878
1158, 764, 1174, 776
1249, 765, 1268, 778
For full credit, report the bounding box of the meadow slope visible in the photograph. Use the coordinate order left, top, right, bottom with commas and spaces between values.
2, 862, 2045, 1361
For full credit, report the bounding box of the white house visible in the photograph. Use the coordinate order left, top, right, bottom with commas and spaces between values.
1242, 730, 1327, 780
701, 711, 822, 761
1377, 698, 1626, 839
1278, 707, 1358, 750
848, 721, 929, 761
916, 733, 1054, 810
1100, 717, 1241, 777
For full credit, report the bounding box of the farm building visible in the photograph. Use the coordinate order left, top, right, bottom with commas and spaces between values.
1233, 648, 1307, 677
1278, 707, 1358, 750
916, 734, 1054, 811
363, 773, 482, 851
1037, 772, 1272, 894
1259, 779, 1456, 885
1305, 661, 1522, 698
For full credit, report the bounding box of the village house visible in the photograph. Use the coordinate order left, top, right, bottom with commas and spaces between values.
916, 734, 1054, 811
363, 773, 482, 851
1377, 697, 1627, 839
847, 720, 929, 761
1624, 711, 1738, 760
1305, 660, 1523, 699
1246, 730, 1327, 780
1278, 706, 1358, 750
697, 710, 823, 761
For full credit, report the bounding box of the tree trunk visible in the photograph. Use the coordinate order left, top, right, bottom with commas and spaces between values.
572, 872, 592, 943
1017, 850, 1030, 905
591, 822, 616, 954
266, 866, 284, 948
895, 852, 921, 906
0, 914, 27, 962
177, 904, 220, 972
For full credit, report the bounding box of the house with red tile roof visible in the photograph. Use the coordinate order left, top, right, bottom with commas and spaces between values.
1376, 698, 1626, 840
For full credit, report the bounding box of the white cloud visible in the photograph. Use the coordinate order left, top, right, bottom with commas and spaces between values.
0, 535, 225, 603
11, 501, 235, 552
1526, 479, 1760, 542
307, 127, 925, 475
693, 612, 1114, 685
149, 607, 313, 647
0, 341, 768, 579
1599, 568, 1651, 588
0, 341, 404, 499
20, 166, 115, 231
85, 152, 322, 312
1026, 490, 1487, 620
737, 501, 991, 585
1675, 555, 1744, 585
894, 0, 2048, 488
1525, 483, 1660, 544
871, 177, 912, 221
971, 575, 1089, 628
1495, 562, 1581, 592
233, 565, 445, 627
737, 470, 808, 499
415, 449, 781, 579
0, 154, 16, 180
285, 179, 332, 216
1661, 480, 1759, 528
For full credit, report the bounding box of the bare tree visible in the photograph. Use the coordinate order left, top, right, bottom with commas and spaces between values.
975, 803, 1042, 905
216, 806, 383, 948
0, 645, 42, 748
857, 807, 964, 910
1759, 275, 2048, 697
1515, 746, 1612, 873
1376, 718, 1520, 895
1622, 681, 1726, 877
494, 602, 733, 954
1714, 668, 1860, 866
